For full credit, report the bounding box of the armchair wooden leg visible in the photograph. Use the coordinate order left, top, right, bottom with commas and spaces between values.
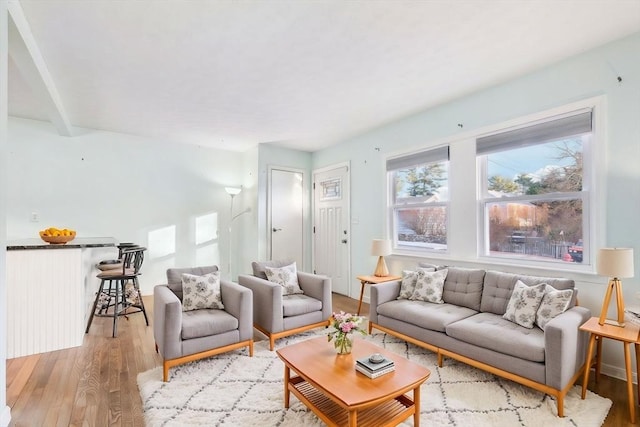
269, 336, 275, 351
163, 362, 169, 382
249, 340, 254, 356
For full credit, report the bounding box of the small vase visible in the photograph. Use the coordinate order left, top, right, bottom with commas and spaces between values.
335, 334, 353, 355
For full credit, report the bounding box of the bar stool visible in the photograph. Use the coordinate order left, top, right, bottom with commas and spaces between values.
86, 246, 149, 337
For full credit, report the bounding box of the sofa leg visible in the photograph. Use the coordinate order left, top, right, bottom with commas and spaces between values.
557, 393, 564, 417
437, 352, 443, 367
249, 340, 254, 356
163, 362, 169, 382
269, 336, 275, 351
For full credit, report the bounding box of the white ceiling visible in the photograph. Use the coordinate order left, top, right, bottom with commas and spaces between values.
8, 0, 640, 152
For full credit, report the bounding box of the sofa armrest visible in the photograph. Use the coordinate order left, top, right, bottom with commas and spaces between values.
298, 271, 332, 319
544, 305, 591, 390
237, 274, 283, 333
153, 285, 183, 360
368, 280, 401, 324
220, 279, 253, 341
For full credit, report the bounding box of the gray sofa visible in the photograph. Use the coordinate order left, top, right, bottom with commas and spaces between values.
368, 266, 591, 417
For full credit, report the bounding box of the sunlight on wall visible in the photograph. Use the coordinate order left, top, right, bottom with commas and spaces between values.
195, 212, 220, 267
148, 225, 176, 259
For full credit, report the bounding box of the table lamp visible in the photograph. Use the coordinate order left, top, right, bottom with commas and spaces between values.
371, 239, 392, 277
597, 247, 635, 327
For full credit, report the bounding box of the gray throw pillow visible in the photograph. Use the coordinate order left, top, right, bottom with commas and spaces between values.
181, 272, 224, 311
535, 285, 574, 329
397, 268, 435, 300
264, 262, 304, 295
503, 280, 546, 328
409, 269, 448, 303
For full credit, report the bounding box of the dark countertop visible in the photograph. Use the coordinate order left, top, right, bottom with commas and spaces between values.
7, 237, 118, 251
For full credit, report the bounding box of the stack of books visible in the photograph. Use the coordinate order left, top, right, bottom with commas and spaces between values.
355, 354, 395, 378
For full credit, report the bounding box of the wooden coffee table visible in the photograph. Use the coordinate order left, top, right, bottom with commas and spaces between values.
276, 336, 430, 427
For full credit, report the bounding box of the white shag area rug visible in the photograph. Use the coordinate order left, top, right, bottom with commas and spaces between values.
138, 332, 611, 427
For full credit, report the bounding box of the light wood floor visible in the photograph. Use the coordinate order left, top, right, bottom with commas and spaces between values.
5, 294, 635, 426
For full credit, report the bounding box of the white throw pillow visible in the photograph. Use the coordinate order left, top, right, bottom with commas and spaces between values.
181, 272, 224, 312
409, 269, 448, 303
264, 262, 304, 295
397, 268, 435, 300
535, 285, 574, 329
503, 280, 546, 328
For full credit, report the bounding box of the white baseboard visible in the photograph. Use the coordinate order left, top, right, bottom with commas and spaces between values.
0, 405, 11, 427
600, 362, 637, 384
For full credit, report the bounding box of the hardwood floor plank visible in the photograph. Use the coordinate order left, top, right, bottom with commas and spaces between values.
4, 293, 632, 426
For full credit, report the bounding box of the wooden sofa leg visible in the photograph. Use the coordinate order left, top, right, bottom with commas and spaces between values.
269, 336, 275, 351
163, 362, 169, 382
249, 340, 254, 356
437, 352, 443, 367
557, 393, 564, 417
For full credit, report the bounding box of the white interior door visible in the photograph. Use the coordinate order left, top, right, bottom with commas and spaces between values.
269, 168, 304, 268
313, 164, 350, 296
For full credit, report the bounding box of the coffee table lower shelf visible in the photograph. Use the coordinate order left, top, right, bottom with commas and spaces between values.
289, 376, 415, 427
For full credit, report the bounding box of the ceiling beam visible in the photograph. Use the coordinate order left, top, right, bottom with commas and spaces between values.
8, 0, 73, 136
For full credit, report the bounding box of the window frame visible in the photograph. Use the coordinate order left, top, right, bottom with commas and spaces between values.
387, 146, 450, 254
476, 107, 596, 268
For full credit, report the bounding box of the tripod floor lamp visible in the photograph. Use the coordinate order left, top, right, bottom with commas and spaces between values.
597, 247, 635, 327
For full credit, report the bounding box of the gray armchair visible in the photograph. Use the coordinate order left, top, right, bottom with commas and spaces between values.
237, 260, 332, 350
154, 266, 253, 381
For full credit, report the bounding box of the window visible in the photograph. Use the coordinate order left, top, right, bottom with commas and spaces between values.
477, 109, 591, 264
387, 146, 449, 252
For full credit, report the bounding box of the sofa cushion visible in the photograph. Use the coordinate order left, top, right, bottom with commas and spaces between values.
282, 294, 322, 317
181, 308, 238, 340
480, 270, 575, 315
398, 268, 434, 300
410, 269, 448, 303
535, 285, 574, 329
377, 300, 477, 333
502, 281, 546, 328
445, 312, 545, 363
442, 267, 486, 311
251, 259, 295, 280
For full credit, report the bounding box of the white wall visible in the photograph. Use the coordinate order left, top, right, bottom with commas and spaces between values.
313, 32, 640, 380
7, 117, 247, 295
0, 2, 10, 425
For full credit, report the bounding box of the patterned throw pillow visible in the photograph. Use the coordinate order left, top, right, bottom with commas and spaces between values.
535, 285, 574, 329
264, 262, 304, 295
397, 268, 435, 300
181, 272, 224, 312
409, 269, 449, 303
503, 280, 546, 328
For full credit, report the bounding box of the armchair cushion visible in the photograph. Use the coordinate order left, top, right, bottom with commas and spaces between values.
166, 265, 219, 301
264, 262, 304, 295
181, 309, 239, 340
251, 260, 295, 280
282, 294, 323, 317
181, 271, 224, 311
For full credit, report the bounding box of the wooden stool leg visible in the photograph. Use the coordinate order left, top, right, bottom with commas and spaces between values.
85, 279, 104, 333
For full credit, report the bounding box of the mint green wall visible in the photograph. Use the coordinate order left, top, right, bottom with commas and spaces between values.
313, 32, 640, 379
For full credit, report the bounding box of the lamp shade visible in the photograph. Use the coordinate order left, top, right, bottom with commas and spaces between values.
371, 239, 392, 256
225, 187, 242, 196
597, 248, 634, 278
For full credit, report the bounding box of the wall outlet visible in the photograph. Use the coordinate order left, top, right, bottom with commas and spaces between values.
30, 212, 39, 222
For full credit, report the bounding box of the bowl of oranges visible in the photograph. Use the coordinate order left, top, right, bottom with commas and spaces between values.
39, 227, 76, 244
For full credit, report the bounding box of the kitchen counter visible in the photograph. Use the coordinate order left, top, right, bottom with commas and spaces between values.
7, 237, 117, 250
6, 237, 120, 358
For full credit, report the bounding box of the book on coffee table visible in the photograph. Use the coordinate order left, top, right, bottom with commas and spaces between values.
355, 363, 395, 378
356, 355, 394, 372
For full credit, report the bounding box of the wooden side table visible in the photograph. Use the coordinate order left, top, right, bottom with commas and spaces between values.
580, 316, 640, 423
355, 274, 402, 316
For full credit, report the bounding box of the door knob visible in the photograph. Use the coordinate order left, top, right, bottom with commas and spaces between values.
272, 228, 282, 232
341, 239, 348, 244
